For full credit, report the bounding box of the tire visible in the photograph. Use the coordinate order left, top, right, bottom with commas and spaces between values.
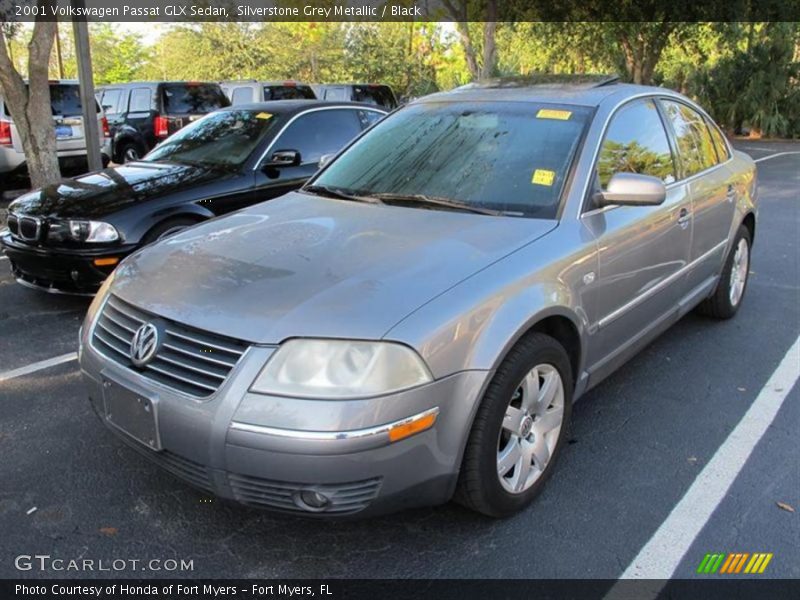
141, 217, 200, 246
696, 225, 752, 319
116, 141, 144, 164
455, 333, 573, 517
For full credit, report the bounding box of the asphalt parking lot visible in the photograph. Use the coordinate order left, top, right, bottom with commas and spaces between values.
0, 141, 797, 580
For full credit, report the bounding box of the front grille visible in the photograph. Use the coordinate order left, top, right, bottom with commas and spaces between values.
228, 473, 382, 515
7, 214, 19, 236
17, 216, 41, 241
92, 294, 249, 397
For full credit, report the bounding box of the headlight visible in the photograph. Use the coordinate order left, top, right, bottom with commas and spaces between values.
68, 220, 119, 243
251, 339, 433, 399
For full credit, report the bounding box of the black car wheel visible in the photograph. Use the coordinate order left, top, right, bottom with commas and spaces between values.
117, 141, 144, 164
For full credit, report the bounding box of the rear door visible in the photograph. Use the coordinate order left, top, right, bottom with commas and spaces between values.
126, 86, 157, 150
252, 107, 364, 200
660, 99, 736, 292
582, 98, 691, 371
50, 84, 101, 153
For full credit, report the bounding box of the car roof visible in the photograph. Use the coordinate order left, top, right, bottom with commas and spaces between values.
218, 100, 387, 115
98, 81, 222, 89
416, 76, 683, 108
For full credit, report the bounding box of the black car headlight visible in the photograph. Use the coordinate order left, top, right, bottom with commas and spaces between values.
67, 220, 119, 243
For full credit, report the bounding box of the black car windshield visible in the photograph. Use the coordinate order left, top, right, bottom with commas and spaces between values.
144, 109, 277, 168
161, 83, 229, 114
313, 101, 591, 218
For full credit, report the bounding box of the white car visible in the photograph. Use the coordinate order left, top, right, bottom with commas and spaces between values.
0, 80, 110, 183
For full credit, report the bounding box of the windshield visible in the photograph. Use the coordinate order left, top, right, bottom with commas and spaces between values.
264, 85, 316, 100
161, 83, 229, 114
352, 85, 396, 108
144, 109, 277, 168
312, 101, 591, 218
2, 84, 100, 117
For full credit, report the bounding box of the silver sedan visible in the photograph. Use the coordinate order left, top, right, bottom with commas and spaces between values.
79, 78, 757, 518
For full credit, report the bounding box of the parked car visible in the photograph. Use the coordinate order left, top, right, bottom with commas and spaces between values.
96, 81, 229, 164
78, 79, 756, 518
2, 101, 386, 294
312, 83, 398, 109
221, 80, 316, 105
1, 80, 110, 185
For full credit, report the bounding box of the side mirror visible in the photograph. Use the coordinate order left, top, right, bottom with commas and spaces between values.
598, 173, 666, 207
264, 149, 301, 168
318, 153, 336, 169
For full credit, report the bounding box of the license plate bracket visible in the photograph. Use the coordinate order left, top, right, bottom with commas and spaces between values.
102, 378, 162, 451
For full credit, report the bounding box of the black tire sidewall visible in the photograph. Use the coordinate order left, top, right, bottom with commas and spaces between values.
717, 226, 752, 316
473, 335, 574, 516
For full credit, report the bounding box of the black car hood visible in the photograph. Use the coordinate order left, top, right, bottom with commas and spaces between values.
8, 162, 224, 219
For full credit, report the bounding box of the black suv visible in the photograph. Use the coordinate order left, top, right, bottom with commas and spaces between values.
96, 81, 229, 163
311, 84, 398, 110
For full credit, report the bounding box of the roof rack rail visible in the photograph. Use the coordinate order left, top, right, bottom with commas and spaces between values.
594, 76, 621, 87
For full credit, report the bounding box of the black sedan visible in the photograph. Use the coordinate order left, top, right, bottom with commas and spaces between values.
1, 101, 386, 294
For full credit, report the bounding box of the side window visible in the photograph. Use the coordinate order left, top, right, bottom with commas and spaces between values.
705, 117, 730, 162
597, 98, 676, 189
357, 109, 384, 129
100, 89, 121, 114
231, 87, 254, 105
661, 100, 718, 176
271, 110, 363, 164
129, 88, 152, 113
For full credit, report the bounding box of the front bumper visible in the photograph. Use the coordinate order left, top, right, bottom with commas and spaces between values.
79, 321, 488, 518
1, 233, 133, 294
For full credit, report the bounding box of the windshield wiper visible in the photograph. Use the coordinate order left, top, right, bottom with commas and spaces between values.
366, 193, 503, 216
303, 184, 383, 204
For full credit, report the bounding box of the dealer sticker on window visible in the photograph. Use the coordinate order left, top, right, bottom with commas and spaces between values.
256, 112, 273, 120
536, 109, 572, 120
531, 169, 556, 186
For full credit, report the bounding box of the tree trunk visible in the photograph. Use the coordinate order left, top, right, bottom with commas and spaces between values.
0, 1, 60, 189
480, 20, 497, 79
442, 0, 498, 81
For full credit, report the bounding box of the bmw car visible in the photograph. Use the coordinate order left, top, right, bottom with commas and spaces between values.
2, 101, 386, 294
78, 78, 757, 517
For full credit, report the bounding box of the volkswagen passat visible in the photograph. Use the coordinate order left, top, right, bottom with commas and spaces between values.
79, 77, 757, 518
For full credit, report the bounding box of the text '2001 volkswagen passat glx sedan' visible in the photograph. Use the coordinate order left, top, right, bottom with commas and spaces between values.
79, 77, 757, 518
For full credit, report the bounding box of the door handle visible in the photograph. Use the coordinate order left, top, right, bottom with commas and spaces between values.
726, 184, 736, 203
677, 207, 691, 228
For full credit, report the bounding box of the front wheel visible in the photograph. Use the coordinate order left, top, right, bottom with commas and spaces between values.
696, 225, 752, 319
455, 333, 573, 517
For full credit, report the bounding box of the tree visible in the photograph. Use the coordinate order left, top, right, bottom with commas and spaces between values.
0, 0, 61, 188
441, 0, 498, 80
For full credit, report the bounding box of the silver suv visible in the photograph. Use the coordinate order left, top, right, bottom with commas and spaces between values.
79, 78, 757, 518
0, 80, 110, 181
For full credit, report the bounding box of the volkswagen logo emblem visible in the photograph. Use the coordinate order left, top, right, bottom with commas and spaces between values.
130, 322, 160, 367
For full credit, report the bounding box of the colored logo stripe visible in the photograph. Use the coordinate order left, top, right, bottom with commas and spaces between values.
698, 552, 773, 574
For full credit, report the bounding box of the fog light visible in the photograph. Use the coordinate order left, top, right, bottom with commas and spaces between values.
296, 490, 330, 511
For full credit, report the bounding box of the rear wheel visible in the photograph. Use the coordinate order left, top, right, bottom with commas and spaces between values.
696, 225, 751, 319
455, 333, 573, 517
116, 141, 144, 164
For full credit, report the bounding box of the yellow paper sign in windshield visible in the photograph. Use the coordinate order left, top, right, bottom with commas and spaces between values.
256, 112, 273, 120
536, 109, 572, 121
532, 169, 556, 186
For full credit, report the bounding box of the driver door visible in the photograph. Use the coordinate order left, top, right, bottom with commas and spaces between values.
253, 108, 364, 200
582, 98, 692, 375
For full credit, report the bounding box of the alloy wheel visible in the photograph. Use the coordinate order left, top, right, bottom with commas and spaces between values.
497, 363, 565, 494
729, 238, 749, 307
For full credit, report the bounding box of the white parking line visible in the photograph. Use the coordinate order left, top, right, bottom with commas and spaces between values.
608, 334, 800, 593
754, 151, 800, 163
0, 352, 78, 383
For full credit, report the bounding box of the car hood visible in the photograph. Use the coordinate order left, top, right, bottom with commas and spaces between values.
8, 161, 223, 219
111, 192, 557, 344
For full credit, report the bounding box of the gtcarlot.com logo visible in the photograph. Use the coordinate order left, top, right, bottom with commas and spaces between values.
697, 552, 773, 574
